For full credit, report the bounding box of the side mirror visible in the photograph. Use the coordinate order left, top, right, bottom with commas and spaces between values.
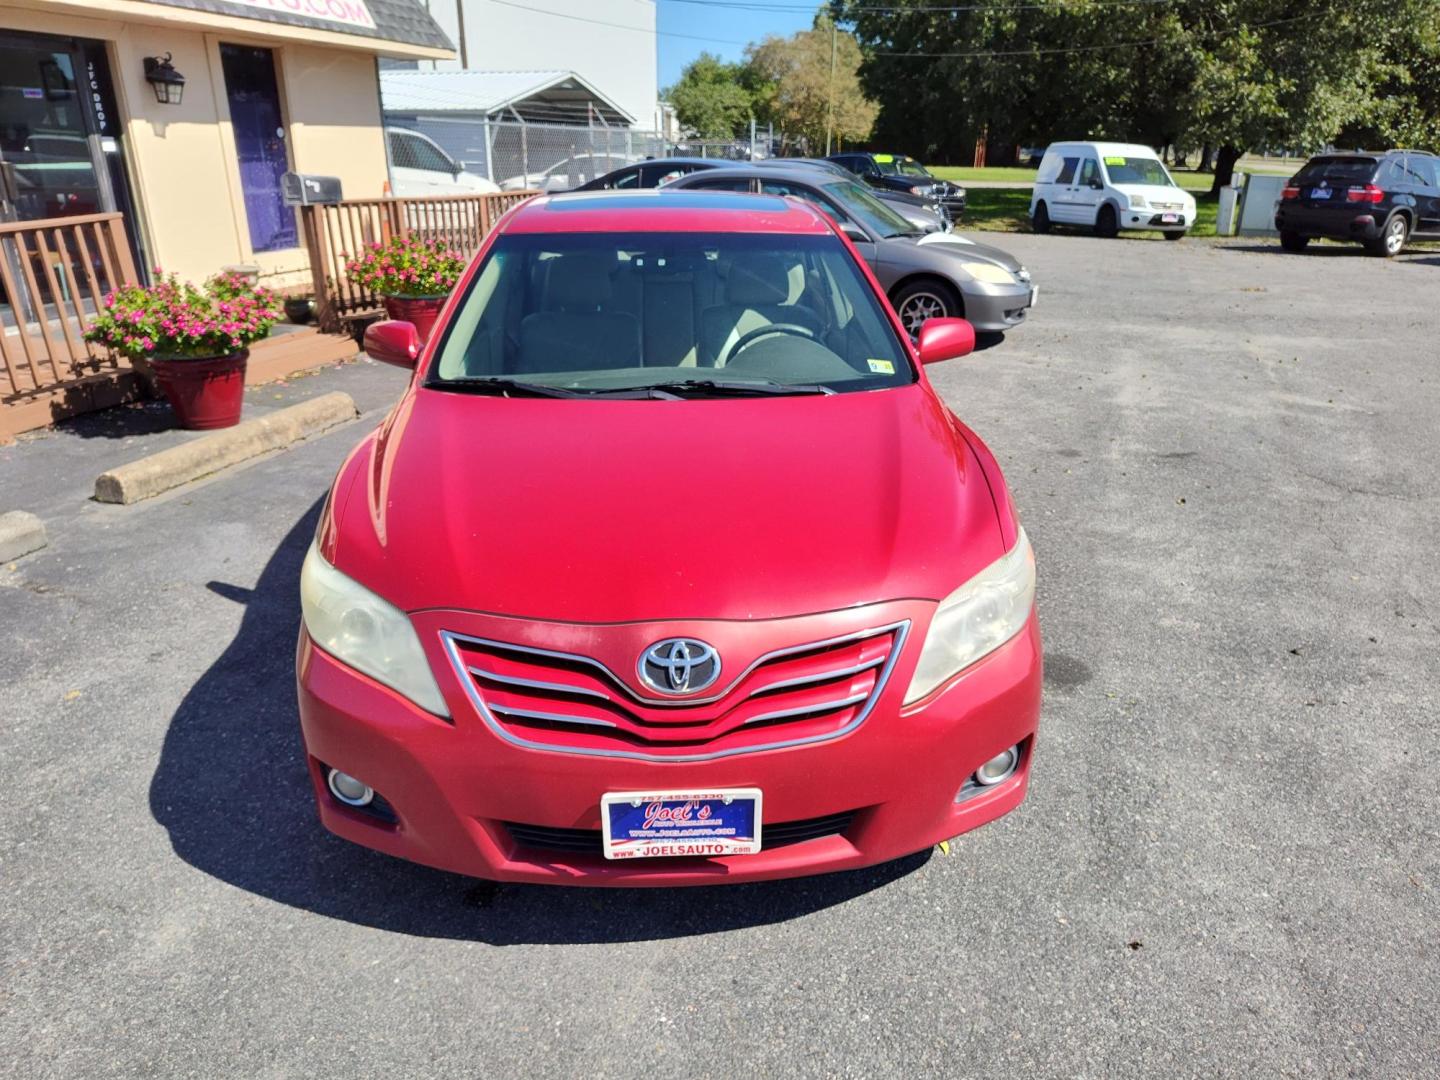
363, 320, 421, 369
840, 223, 869, 245
916, 317, 976, 365
1089, 178, 1104, 190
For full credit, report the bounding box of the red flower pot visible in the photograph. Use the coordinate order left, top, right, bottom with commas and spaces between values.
149, 351, 249, 430
383, 294, 447, 344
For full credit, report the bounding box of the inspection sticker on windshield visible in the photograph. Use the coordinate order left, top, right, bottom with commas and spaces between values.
868, 358, 895, 374
873, 153, 894, 163
601, 789, 762, 859
1104, 156, 1126, 165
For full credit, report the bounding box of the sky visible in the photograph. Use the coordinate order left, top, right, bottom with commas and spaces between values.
655, 0, 819, 90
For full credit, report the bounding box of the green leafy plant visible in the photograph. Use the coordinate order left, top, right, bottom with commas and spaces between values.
85, 271, 282, 360
345, 235, 465, 297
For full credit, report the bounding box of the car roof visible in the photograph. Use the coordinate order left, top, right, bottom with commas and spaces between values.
676, 165, 841, 183
1043, 141, 1161, 157
501, 190, 837, 235
629, 157, 720, 168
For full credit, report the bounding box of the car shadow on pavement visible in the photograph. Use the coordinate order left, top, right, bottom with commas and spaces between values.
150, 503, 928, 945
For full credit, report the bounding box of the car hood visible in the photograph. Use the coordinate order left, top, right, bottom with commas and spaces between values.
1112, 183, 1194, 206
909, 232, 1024, 273
876, 189, 934, 209
327, 385, 1005, 623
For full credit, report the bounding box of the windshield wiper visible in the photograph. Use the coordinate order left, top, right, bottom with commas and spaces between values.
443, 377, 584, 398
620, 378, 837, 398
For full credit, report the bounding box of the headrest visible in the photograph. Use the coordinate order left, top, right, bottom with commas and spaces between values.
725, 256, 790, 306
546, 254, 613, 308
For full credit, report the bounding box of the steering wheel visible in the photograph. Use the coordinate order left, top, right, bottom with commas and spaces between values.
718, 323, 816, 367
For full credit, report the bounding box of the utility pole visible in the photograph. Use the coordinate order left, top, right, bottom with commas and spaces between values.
750, 116, 757, 160
824, 19, 837, 156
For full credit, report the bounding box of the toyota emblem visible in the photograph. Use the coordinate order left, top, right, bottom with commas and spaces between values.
638, 638, 722, 695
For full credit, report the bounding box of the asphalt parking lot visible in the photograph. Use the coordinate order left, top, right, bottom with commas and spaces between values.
3, 234, 1437, 1078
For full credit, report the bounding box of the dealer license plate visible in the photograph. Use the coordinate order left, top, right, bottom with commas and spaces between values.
1161, 213, 1180, 224
601, 789, 762, 860
1311, 187, 1331, 200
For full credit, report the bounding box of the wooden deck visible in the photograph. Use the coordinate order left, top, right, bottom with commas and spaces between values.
1, 326, 358, 439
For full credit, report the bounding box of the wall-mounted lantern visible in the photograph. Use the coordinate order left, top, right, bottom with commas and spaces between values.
143, 53, 185, 106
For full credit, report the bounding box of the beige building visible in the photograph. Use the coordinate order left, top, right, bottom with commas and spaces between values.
0, 0, 453, 287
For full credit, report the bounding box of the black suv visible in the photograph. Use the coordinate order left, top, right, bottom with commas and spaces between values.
828, 152, 967, 214
1275, 149, 1440, 257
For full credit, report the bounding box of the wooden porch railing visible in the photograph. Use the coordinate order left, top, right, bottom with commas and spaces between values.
0, 212, 139, 407
300, 191, 538, 333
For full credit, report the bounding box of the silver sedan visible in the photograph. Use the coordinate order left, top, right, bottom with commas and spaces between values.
665, 165, 1035, 335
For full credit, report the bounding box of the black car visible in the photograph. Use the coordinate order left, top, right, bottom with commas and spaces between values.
575, 157, 950, 233
828, 152, 967, 214
766, 158, 950, 231
572, 157, 718, 191
1275, 149, 1440, 257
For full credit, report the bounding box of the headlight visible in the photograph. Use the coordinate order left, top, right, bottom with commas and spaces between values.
1129, 194, 1148, 209
905, 529, 1035, 704
300, 541, 450, 717
909, 183, 932, 195
959, 261, 1019, 285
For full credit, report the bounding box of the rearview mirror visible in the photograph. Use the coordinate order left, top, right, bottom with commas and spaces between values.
917, 317, 976, 365
364, 320, 422, 369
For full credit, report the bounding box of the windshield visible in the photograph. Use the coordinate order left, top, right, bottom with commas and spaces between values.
821, 180, 918, 238
428, 232, 914, 395
1102, 155, 1175, 187
874, 154, 930, 178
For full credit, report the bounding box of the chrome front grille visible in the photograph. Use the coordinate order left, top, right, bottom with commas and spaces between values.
440, 621, 908, 762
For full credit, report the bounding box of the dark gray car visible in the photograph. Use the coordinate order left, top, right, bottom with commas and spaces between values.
575, 157, 950, 234
665, 165, 1035, 335
763, 159, 951, 234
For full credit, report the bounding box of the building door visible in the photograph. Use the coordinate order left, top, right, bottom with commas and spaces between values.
0, 31, 138, 228
0, 29, 145, 325
219, 44, 297, 253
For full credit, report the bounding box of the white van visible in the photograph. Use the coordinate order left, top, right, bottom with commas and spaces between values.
1029, 141, 1196, 240
386, 127, 499, 197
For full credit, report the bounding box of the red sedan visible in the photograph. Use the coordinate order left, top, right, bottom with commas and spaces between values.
297, 191, 1041, 886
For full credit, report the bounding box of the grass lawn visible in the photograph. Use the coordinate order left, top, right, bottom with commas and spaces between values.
931, 164, 1294, 191
929, 166, 1039, 184
957, 188, 1220, 239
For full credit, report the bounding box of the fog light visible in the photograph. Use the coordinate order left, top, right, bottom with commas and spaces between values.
974, 746, 1019, 786
327, 768, 374, 807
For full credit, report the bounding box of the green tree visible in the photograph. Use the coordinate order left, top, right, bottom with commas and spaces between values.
838, 0, 1440, 186
743, 15, 877, 152
1337, 12, 1440, 151
665, 52, 754, 139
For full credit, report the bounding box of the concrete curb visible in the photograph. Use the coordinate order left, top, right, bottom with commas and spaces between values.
0, 511, 48, 562
94, 391, 359, 505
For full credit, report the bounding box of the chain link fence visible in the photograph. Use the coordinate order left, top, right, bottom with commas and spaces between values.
385, 116, 685, 190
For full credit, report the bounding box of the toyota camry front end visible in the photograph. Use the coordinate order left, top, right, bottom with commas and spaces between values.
296, 191, 1041, 886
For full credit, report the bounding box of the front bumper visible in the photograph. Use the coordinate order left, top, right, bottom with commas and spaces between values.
296, 605, 1042, 887
960, 279, 1034, 332
1121, 207, 1190, 232
1274, 204, 1383, 240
